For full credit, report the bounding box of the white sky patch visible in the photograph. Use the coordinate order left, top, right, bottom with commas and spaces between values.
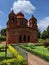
38, 16, 49, 32
11, 0, 36, 14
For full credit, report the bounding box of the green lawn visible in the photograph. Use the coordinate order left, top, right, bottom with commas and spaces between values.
0, 44, 27, 65
35, 46, 49, 54
0, 49, 13, 62
19, 44, 49, 61
0, 43, 14, 65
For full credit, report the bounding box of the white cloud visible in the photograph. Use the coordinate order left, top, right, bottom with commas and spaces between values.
38, 16, 49, 32
11, 0, 36, 14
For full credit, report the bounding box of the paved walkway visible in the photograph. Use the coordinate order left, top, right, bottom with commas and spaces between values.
28, 53, 49, 65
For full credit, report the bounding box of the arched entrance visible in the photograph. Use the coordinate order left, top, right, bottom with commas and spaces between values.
23, 35, 26, 42
19, 35, 30, 43
28, 35, 30, 42
19, 35, 22, 42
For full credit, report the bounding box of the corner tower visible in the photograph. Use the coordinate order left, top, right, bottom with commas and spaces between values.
7, 10, 17, 28
29, 15, 38, 30
29, 15, 38, 42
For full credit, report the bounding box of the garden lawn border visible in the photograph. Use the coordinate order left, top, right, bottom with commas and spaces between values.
19, 45, 49, 61
8, 45, 28, 65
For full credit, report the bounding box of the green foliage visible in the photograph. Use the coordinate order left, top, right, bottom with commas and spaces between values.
20, 45, 49, 61
23, 43, 35, 49
47, 46, 49, 51
47, 26, 49, 38
40, 30, 47, 39
38, 29, 41, 38
10, 59, 27, 65
40, 26, 49, 39
0, 29, 6, 36
0, 36, 6, 41
23, 44, 28, 47
0, 45, 27, 65
28, 43, 35, 49
0, 58, 27, 65
43, 39, 49, 47
38, 39, 44, 43
8, 45, 27, 65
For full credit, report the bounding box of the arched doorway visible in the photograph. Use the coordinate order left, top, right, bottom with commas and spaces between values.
23, 35, 26, 42
19, 35, 22, 42
28, 35, 30, 42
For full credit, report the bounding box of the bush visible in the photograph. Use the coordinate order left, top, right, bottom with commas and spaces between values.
20, 45, 49, 61
28, 43, 35, 49
43, 39, 49, 47
47, 46, 49, 51
8, 45, 27, 65
0, 36, 6, 41
43, 42, 49, 47
24, 44, 28, 47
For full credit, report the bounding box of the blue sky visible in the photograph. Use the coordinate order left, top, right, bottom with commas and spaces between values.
0, 0, 49, 32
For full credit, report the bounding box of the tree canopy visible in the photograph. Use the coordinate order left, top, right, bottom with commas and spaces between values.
0, 29, 6, 36
40, 26, 49, 39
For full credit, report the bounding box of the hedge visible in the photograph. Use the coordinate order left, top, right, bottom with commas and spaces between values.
8, 45, 27, 65
0, 36, 6, 41
19, 45, 49, 61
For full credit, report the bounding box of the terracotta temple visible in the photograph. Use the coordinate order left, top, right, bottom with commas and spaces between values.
6, 11, 38, 44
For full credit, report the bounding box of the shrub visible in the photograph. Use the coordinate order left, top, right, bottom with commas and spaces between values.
35, 43, 43, 46
8, 45, 27, 65
24, 44, 28, 47
47, 46, 49, 51
20, 45, 49, 61
28, 43, 35, 49
0, 36, 6, 41
43, 38, 49, 47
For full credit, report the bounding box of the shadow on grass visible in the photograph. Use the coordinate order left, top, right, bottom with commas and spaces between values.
0, 56, 14, 62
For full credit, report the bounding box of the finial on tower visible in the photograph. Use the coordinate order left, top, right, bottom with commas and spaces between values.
11, 10, 14, 13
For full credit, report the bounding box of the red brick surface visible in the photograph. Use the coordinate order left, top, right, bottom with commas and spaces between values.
6, 11, 38, 44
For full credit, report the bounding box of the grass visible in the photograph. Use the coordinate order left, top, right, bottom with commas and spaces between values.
0, 49, 13, 62
0, 43, 27, 65
8, 45, 27, 65
0, 43, 14, 64
19, 44, 49, 61
0, 43, 13, 58
0, 58, 16, 65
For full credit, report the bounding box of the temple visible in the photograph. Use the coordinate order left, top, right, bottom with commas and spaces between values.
6, 11, 38, 44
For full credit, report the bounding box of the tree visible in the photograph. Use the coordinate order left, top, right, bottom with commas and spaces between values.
47, 26, 49, 38
43, 38, 49, 47
37, 29, 41, 38
41, 30, 47, 39
1, 29, 6, 36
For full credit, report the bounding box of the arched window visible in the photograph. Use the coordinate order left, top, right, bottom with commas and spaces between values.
33, 21, 36, 26
11, 18, 14, 22
21, 19, 24, 25
16, 19, 17, 22
24, 35, 26, 42
28, 35, 30, 42
19, 35, 22, 42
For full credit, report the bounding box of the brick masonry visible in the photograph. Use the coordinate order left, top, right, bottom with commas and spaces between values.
6, 11, 38, 44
